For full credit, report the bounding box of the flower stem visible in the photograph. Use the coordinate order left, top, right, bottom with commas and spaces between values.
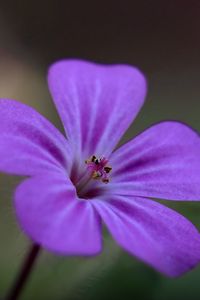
6, 244, 40, 300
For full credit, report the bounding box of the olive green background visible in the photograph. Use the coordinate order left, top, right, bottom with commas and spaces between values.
0, 1, 200, 299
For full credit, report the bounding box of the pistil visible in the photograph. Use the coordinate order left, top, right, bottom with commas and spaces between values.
85, 155, 112, 183
75, 155, 112, 198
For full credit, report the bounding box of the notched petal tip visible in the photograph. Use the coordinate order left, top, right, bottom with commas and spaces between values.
93, 196, 200, 277
14, 175, 103, 256
47, 59, 147, 157
110, 120, 200, 201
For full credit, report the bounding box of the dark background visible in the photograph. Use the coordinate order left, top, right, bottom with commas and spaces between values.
0, 1, 200, 299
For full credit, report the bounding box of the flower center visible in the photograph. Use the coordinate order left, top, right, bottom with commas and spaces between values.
74, 155, 112, 199
85, 155, 112, 184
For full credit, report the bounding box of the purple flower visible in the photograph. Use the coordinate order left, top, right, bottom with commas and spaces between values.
0, 60, 200, 277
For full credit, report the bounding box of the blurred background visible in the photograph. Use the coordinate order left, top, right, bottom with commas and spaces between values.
0, 0, 200, 299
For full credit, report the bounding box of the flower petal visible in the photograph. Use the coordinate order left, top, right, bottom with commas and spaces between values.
48, 59, 146, 158
93, 195, 200, 277
109, 121, 200, 200
15, 175, 102, 255
0, 99, 71, 176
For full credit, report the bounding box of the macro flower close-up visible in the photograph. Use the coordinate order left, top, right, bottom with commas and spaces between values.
0, 59, 200, 281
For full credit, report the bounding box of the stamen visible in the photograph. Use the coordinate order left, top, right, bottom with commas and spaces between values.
104, 166, 112, 173
85, 155, 112, 184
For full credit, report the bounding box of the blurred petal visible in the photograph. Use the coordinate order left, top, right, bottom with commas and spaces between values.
109, 121, 200, 200
0, 99, 72, 175
93, 195, 200, 277
48, 59, 146, 158
15, 175, 102, 255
